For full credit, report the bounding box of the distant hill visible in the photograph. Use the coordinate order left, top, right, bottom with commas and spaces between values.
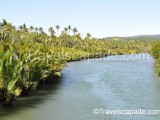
102, 35, 160, 41
128, 35, 160, 39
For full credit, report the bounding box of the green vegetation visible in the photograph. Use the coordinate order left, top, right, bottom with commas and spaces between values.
0, 19, 159, 106
151, 41, 160, 76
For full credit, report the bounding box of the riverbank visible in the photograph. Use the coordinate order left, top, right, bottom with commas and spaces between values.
1, 54, 160, 120
151, 41, 160, 76
0, 20, 159, 107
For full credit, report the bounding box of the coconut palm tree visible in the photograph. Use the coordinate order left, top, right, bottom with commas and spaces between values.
19, 25, 23, 31
18, 24, 28, 33
55, 25, 60, 36
39, 27, 43, 34
35, 27, 38, 34
29, 26, 34, 33
85, 33, 91, 40
64, 27, 68, 34
23, 24, 28, 32
68, 25, 71, 34
72, 27, 78, 35
1, 19, 7, 27
48, 27, 55, 36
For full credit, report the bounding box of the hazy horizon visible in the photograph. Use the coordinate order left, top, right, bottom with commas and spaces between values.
1, 0, 160, 38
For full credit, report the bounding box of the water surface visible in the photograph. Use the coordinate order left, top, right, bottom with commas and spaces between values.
0, 54, 160, 120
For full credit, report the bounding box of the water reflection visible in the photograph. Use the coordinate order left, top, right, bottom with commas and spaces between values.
0, 77, 63, 119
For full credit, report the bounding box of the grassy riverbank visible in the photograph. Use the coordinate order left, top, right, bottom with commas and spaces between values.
0, 19, 159, 106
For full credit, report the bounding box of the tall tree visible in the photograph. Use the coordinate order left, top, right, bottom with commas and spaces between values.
1, 19, 7, 27
72, 27, 78, 35
48, 27, 55, 36
29, 26, 34, 33
35, 27, 38, 33
68, 25, 71, 34
85, 33, 91, 40
39, 27, 43, 34
55, 25, 60, 36
64, 27, 68, 34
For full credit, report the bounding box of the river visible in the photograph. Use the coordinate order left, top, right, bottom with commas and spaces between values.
0, 54, 160, 120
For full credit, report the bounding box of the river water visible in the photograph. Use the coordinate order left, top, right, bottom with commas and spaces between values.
0, 54, 160, 120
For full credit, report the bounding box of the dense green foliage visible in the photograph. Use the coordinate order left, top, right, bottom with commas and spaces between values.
0, 19, 158, 106
151, 41, 160, 76
151, 42, 160, 59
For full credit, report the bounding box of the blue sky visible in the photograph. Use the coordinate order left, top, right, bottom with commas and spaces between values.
0, 0, 160, 38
